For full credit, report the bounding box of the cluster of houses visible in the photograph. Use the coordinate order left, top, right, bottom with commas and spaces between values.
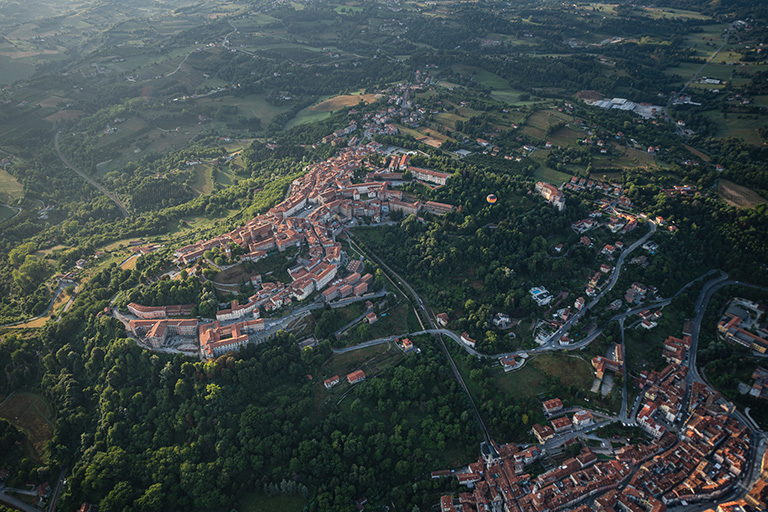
661, 184, 698, 198
748, 367, 768, 400
127, 143, 458, 360
624, 281, 653, 305
321, 70, 436, 146
591, 342, 624, 380
323, 369, 366, 390
624, 324, 754, 506
437, 318, 756, 510
717, 297, 768, 353
173, 142, 452, 312
565, 175, 624, 197
435, 438, 635, 512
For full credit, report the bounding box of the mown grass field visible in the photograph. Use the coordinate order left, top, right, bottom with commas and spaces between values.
0, 166, 24, 204
120, 254, 139, 270
717, 179, 768, 208
522, 109, 573, 141
0, 204, 18, 222
592, 144, 658, 170
701, 110, 766, 146
533, 166, 571, 186
365, 302, 420, 339
494, 353, 592, 399
546, 125, 585, 147
641, 7, 711, 20
0, 392, 55, 460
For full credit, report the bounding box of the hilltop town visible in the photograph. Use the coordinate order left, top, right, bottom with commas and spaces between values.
113, 141, 454, 360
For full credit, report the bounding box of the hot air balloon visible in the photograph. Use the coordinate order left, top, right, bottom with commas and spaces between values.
486, 194, 498, 204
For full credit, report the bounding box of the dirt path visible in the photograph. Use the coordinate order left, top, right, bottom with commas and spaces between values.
54, 131, 129, 218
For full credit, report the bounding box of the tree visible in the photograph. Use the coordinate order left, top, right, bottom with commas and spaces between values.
301, 346, 314, 364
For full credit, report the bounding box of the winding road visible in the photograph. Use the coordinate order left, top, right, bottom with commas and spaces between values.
54, 131, 129, 218
345, 231, 492, 444
543, 221, 657, 347
0, 281, 78, 328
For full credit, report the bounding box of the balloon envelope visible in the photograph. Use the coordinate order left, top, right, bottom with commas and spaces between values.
486, 194, 498, 204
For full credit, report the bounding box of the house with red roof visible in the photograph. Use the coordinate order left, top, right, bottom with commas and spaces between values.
347, 370, 366, 384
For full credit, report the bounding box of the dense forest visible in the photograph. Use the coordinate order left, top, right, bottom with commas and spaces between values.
0, 0, 767, 509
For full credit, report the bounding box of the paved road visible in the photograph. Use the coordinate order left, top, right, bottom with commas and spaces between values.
543, 221, 657, 347
491, 268, 721, 361
54, 130, 129, 218
673, 273, 768, 507
0, 281, 76, 327
56, 285, 78, 321
0, 488, 41, 512
665, 23, 734, 124
47, 467, 66, 512
618, 317, 630, 422
345, 233, 427, 330
345, 233, 492, 443
332, 328, 483, 355
333, 310, 371, 338
685, 276, 768, 436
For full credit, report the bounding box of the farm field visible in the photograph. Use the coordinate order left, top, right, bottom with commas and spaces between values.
546, 126, 585, 147
640, 7, 711, 20
591, 145, 659, 171
364, 302, 419, 340
533, 166, 572, 186
521, 109, 573, 141
310, 93, 381, 112
0, 392, 55, 459
285, 92, 380, 129
664, 61, 733, 83
0, 166, 24, 203
120, 254, 139, 270
0, 204, 18, 222
0, 55, 37, 84
285, 109, 331, 129
717, 179, 768, 208
702, 110, 766, 146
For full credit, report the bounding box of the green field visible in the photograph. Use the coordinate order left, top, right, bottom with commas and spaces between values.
364, 302, 421, 340
0, 167, 24, 204
664, 61, 733, 83
285, 108, 331, 130
592, 145, 659, 170
641, 7, 711, 20
0, 392, 55, 460
495, 353, 592, 399
533, 166, 572, 186
0, 204, 18, 222
625, 305, 687, 374
702, 110, 766, 146
320, 342, 402, 383
453, 64, 510, 90
546, 126, 585, 147
0, 55, 35, 84
522, 109, 573, 141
